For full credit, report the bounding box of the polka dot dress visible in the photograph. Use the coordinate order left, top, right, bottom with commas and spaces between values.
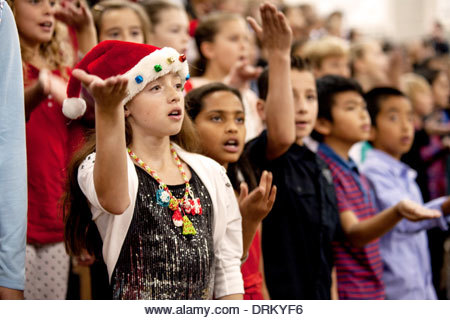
24, 242, 70, 299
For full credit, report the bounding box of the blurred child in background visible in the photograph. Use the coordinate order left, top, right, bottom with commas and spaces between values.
191, 11, 263, 141
141, 0, 190, 56
302, 36, 350, 78
91, 0, 150, 43
8, 0, 90, 299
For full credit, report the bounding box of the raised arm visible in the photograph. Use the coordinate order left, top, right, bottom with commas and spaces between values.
55, 0, 97, 56
248, 3, 294, 160
72, 69, 129, 214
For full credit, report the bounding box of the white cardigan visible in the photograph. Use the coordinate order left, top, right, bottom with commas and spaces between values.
77, 145, 244, 298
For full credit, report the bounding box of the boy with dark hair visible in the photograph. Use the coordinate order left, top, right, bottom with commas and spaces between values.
314, 75, 442, 299
246, 51, 342, 299
360, 87, 450, 299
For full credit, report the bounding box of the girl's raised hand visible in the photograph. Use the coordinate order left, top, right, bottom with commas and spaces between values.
71, 69, 129, 112
247, 2, 292, 55
238, 170, 277, 224
55, 0, 93, 31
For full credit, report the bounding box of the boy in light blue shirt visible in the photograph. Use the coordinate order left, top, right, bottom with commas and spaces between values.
361, 87, 450, 299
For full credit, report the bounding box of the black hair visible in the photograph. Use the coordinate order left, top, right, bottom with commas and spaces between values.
312, 75, 364, 141
364, 87, 406, 126
185, 82, 243, 120
185, 82, 257, 191
316, 75, 364, 121
257, 55, 311, 101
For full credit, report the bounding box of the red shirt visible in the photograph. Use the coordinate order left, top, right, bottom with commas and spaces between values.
241, 229, 264, 299
318, 145, 385, 300
25, 64, 85, 244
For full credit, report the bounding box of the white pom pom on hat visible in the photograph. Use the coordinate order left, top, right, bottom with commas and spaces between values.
62, 98, 87, 120
63, 40, 190, 120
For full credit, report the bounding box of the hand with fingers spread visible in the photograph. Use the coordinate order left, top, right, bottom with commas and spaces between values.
71, 69, 129, 113
55, 0, 92, 30
55, 0, 97, 54
247, 2, 292, 56
238, 170, 277, 224
396, 199, 442, 221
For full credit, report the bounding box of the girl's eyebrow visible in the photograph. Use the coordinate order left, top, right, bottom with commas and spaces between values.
104, 27, 121, 32
206, 109, 245, 114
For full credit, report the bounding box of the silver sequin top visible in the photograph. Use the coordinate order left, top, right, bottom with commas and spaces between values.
111, 165, 215, 299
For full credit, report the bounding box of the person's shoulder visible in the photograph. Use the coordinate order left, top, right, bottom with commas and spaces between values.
361, 150, 392, 175
76, 152, 98, 180
79, 151, 96, 168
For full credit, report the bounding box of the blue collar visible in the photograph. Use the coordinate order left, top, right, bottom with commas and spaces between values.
318, 143, 359, 174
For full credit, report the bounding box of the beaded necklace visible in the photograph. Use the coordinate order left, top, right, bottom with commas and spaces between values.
127, 144, 202, 235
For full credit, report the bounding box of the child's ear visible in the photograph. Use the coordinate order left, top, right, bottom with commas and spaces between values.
256, 98, 266, 122
124, 105, 130, 117
314, 117, 332, 136
200, 41, 215, 60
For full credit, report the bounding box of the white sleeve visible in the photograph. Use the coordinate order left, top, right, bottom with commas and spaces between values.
77, 152, 138, 238
213, 165, 244, 298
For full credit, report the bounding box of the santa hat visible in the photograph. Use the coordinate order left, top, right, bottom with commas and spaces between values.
63, 40, 190, 119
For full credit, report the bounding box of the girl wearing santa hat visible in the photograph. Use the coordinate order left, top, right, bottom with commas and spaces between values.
63, 41, 244, 300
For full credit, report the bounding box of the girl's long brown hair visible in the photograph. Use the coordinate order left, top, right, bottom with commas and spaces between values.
63, 114, 200, 256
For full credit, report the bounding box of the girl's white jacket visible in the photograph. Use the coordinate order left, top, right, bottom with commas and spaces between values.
78, 145, 244, 298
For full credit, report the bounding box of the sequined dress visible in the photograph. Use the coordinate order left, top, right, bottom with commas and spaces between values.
111, 165, 215, 299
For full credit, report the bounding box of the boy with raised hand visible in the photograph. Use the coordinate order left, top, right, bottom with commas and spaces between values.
245, 3, 342, 299
314, 75, 442, 299
360, 87, 450, 299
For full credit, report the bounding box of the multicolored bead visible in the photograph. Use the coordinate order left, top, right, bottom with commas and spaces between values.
127, 145, 203, 236
135, 75, 143, 84
169, 198, 179, 211
172, 210, 183, 227
156, 189, 170, 207
182, 215, 197, 235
